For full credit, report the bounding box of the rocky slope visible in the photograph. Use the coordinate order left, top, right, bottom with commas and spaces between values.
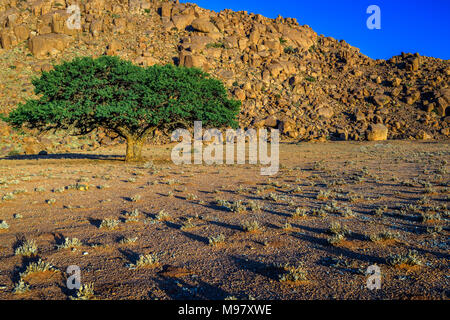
0, 0, 449, 155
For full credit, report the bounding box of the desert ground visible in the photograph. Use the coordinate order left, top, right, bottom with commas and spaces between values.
0, 140, 448, 300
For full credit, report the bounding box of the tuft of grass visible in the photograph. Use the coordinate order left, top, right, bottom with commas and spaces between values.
15, 239, 38, 257
71, 283, 95, 300
123, 209, 140, 223
208, 234, 226, 247
293, 207, 307, 218
130, 194, 142, 202
12, 279, 30, 294
368, 231, 399, 242
20, 259, 57, 278
99, 218, 120, 230
180, 218, 196, 231
2, 193, 14, 201
242, 220, 263, 233
57, 237, 82, 250
387, 250, 422, 267
119, 237, 138, 244
279, 264, 307, 282
127, 253, 159, 270
156, 210, 171, 221
0, 220, 9, 230
327, 222, 350, 245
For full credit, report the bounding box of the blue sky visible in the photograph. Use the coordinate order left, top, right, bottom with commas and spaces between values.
181, 0, 450, 60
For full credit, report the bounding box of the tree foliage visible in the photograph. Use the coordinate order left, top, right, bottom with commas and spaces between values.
2, 56, 241, 160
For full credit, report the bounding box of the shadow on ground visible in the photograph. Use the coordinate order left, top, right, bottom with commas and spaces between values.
0, 153, 124, 161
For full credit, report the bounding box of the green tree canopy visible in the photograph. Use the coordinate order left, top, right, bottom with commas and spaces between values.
2, 56, 241, 161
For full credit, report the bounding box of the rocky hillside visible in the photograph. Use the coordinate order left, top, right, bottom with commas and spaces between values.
0, 0, 449, 155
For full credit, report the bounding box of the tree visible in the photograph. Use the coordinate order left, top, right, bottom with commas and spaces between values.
2, 56, 241, 161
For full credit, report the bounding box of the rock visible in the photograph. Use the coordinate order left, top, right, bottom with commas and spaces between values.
13, 24, 29, 41
90, 19, 103, 37
40, 63, 54, 72
180, 53, 208, 69
417, 130, 432, 140
366, 124, 388, 141
28, 33, 71, 59
171, 14, 195, 30
263, 116, 278, 128
106, 40, 122, 55
191, 18, 218, 33
278, 119, 297, 138
234, 88, 246, 101
159, 2, 172, 17
316, 107, 334, 119
373, 94, 390, 107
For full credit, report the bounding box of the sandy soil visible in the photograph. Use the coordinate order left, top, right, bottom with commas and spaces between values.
0, 141, 448, 300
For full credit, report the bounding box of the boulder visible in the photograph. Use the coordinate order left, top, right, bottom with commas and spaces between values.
191, 18, 218, 33
316, 107, 334, 119
366, 124, 388, 141
171, 14, 195, 30
28, 33, 71, 59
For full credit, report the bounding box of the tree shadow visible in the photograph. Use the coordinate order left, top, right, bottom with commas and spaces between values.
181, 231, 209, 245
231, 256, 282, 281
0, 153, 123, 161
152, 276, 231, 300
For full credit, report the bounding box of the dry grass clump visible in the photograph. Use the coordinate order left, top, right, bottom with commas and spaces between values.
0, 220, 10, 230
15, 239, 38, 257
279, 264, 307, 283
12, 279, 30, 294
241, 220, 264, 233
57, 237, 82, 250
156, 210, 171, 221
123, 209, 140, 223
387, 250, 422, 267
20, 259, 58, 278
71, 283, 95, 300
99, 218, 120, 230
327, 222, 350, 245
208, 234, 226, 246
127, 253, 159, 270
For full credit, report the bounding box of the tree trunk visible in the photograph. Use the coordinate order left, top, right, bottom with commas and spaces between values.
125, 137, 144, 162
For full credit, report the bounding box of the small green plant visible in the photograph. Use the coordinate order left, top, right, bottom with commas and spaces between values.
206, 42, 225, 49
284, 46, 296, 54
